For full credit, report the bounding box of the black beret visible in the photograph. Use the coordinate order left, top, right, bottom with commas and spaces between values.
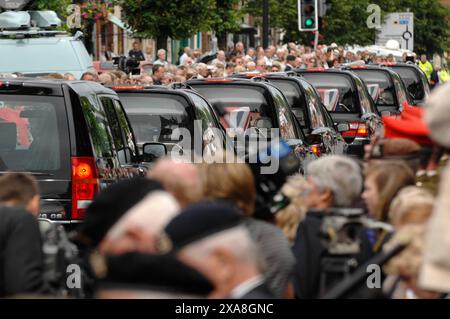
76, 177, 163, 247
96, 252, 214, 296
159, 200, 243, 253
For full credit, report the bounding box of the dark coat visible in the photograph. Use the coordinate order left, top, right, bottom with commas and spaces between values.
284, 64, 293, 72
0, 206, 45, 297
291, 211, 374, 299
128, 49, 145, 61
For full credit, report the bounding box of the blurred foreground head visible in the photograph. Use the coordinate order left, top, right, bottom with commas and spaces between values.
425, 82, 450, 150
419, 168, 450, 293
76, 178, 164, 248
275, 175, 308, 243
158, 200, 266, 298
383, 225, 441, 299
304, 155, 362, 210
147, 158, 203, 208
0, 172, 40, 217
388, 186, 434, 229
99, 190, 179, 255
199, 158, 256, 217
362, 161, 415, 222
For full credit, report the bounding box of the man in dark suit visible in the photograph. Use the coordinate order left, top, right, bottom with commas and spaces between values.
0, 206, 46, 297
152, 64, 165, 85
158, 200, 275, 299
284, 55, 296, 72
128, 41, 145, 62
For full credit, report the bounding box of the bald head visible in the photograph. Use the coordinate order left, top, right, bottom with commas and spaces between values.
147, 159, 203, 208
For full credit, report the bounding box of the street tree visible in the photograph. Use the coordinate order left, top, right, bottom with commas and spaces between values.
243, 0, 351, 46
116, 0, 216, 51
320, 0, 375, 46
243, 0, 305, 45
35, 0, 72, 19
213, 0, 244, 50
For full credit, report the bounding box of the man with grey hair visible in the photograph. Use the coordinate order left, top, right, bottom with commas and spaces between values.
292, 155, 373, 299
304, 155, 363, 208
158, 200, 273, 299
195, 63, 210, 79
154, 49, 168, 67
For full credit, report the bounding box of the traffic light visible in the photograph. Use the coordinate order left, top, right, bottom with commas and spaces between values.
298, 0, 319, 31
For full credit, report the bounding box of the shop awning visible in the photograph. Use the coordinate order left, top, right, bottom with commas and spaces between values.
108, 13, 133, 34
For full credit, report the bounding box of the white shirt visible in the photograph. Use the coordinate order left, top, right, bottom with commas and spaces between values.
229, 275, 265, 299
154, 59, 168, 66
179, 53, 189, 65
264, 56, 273, 67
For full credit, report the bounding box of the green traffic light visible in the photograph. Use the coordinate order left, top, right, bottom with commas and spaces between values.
305, 18, 314, 27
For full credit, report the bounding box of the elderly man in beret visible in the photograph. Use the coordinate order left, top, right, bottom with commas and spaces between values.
157, 200, 274, 299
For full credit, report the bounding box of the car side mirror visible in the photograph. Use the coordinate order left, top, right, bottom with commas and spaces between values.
337, 122, 350, 133
142, 142, 167, 162
306, 133, 323, 145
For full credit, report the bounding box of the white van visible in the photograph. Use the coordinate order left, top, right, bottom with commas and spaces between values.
0, 34, 94, 80
0, 4, 94, 80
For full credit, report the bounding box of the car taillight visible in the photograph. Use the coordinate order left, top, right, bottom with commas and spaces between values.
310, 144, 321, 157
342, 122, 369, 138
71, 157, 98, 220
356, 124, 368, 137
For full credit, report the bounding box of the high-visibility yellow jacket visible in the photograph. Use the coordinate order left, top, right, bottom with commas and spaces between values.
419, 60, 434, 80
439, 69, 450, 83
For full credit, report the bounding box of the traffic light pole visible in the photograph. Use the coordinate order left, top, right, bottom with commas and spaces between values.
262, 0, 269, 49
298, 0, 319, 32
314, 30, 319, 50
